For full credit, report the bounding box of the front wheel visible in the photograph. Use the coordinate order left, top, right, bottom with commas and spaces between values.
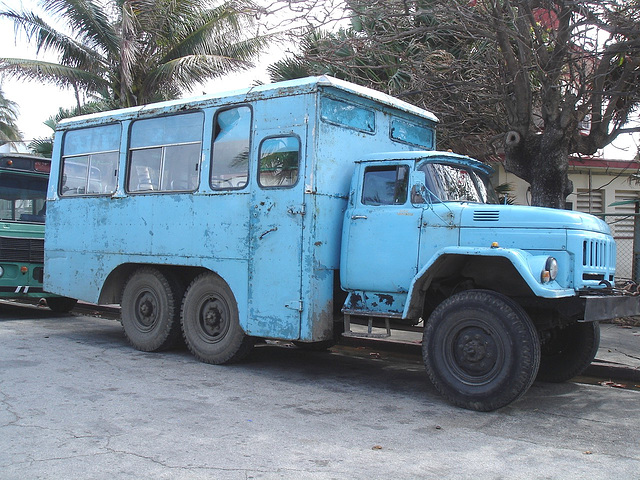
537, 321, 600, 382
423, 290, 540, 411
181, 272, 254, 364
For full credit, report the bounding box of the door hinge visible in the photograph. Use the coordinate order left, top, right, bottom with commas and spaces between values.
285, 300, 303, 312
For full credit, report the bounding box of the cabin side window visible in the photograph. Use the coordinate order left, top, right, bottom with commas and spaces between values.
210, 106, 251, 190
258, 136, 300, 188
60, 124, 121, 196
390, 117, 434, 149
320, 96, 375, 134
127, 112, 203, 193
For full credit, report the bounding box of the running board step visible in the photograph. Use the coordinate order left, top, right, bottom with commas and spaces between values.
343, 314, 391, 339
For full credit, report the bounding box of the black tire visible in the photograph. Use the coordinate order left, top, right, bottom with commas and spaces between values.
537, 321, 600, 382
423, 290, 540, 412
46, 296, 77, 313
181, 272, 254, 364
120, 267, 183, 352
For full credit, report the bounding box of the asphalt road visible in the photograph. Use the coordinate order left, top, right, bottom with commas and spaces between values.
1, 301, 639, 479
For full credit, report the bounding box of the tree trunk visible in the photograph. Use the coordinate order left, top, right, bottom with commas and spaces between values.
504, 129, 573, 209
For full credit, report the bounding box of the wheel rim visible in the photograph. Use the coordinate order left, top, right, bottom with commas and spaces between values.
133, 290, 160, 332
444, 319, 505, 386
196, 294, 230, 343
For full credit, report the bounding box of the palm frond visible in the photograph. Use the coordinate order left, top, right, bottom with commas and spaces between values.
0, 58, 110, 92
0, 7, 104, 69
161, 3, 267, 62
27, 138, 53, 158
267, 57, 313, 82
42, 0, 120, 54
145, 54, 253, 96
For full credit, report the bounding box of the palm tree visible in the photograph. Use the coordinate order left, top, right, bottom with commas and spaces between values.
1, 0, 269, 109
0, 86, 22, 146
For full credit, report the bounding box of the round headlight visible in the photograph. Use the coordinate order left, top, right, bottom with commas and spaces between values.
0, 266, 3, 277
545, 257, 558, 282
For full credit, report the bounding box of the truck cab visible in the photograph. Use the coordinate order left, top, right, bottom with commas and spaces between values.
341, 150, 631, 411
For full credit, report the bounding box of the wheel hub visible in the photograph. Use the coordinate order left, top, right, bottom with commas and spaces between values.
462, 338, 487, 362
140, 300, 153, 317
135, 293, 157, 328
200, 298, 227, 339
455, 328, 497, 376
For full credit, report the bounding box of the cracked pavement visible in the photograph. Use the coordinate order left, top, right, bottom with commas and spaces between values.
1, 301, 639, 479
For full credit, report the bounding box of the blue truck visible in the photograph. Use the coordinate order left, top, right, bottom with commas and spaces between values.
45, 76, 640, 410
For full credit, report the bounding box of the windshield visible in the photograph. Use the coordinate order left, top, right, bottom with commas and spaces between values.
0, 172, 48, 223
419, 162, 498, 204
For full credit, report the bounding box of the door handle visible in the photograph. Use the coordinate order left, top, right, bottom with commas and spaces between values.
351, 215, 367, 220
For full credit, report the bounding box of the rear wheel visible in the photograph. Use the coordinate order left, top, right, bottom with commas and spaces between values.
423, 290, 540, 411
537, 321, 600, 382
181, 272, 254, 364
121, 267, 183, 352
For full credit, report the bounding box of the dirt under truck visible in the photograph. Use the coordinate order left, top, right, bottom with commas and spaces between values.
44, 76, 640, 411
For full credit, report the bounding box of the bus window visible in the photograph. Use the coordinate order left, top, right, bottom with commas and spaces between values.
128, 112, 203, 193
258, 136, 300, 188
211, 106, 251, 190
61, 124, 120, 196
0, 171, 47, 222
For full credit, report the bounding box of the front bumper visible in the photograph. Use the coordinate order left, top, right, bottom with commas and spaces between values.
583, 295, 640, 322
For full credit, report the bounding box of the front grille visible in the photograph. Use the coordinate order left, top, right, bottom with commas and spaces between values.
0, 236, 45, 263
583, 273, 605, 281
582, 238, 612, 268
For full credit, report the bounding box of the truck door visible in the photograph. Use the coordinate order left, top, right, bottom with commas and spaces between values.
342, 164, 421, 296
248, 128, 306, 339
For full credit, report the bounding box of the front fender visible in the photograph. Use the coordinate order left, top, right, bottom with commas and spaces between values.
403, 246, 576, 319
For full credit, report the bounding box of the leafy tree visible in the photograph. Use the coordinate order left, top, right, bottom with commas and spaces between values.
270, 0, 640, 208
1, 0, 270, 109
0, 86, 22, 146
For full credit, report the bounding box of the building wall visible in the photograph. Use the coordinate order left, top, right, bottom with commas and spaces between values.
491, 161, 640, 280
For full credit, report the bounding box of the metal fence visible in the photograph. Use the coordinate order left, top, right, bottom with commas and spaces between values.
601, 213, 640, 283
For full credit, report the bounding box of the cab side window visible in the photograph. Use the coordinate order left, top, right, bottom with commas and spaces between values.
362, 165, 408, 205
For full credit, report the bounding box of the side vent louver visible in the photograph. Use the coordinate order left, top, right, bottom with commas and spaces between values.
473, 210, 500, 222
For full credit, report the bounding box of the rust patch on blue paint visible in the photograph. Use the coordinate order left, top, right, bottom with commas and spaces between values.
377, 294, 394, 306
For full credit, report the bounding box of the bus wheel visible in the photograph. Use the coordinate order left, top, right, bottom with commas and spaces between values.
537, 321, 600, 383
181, 272, 254, 364
46, 296, 77, 313
422, 290, 540, 412
121, 267, 182, 352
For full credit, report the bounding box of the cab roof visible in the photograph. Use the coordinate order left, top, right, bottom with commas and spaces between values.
357, 150, 494, 175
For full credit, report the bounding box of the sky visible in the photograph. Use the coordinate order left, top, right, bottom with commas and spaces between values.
1, 0, 638, 159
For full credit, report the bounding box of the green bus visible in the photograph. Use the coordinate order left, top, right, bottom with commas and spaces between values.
0, 153, 76, 312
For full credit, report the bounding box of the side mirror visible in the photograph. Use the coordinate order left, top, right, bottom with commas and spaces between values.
410, 170, 430, 205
